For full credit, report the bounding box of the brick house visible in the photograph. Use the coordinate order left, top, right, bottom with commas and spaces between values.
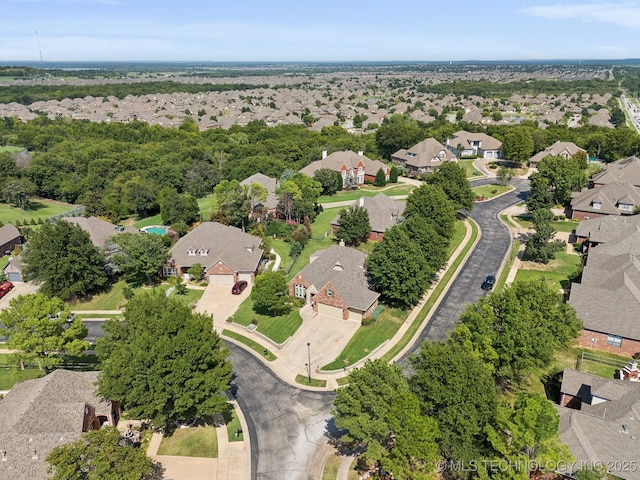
299, 150, 390, 189
391, 138, 456, 173
0, 224, 21, 256
574, 215, 640, 252
528, 141, 586, 168
288, 245, 379, 321
446, 130, 502, 159
167, 222, 263, 284
330, 194, 405, 241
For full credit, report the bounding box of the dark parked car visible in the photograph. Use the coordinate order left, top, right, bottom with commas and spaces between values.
232, 280, 248, 295
481, 275, 495, 291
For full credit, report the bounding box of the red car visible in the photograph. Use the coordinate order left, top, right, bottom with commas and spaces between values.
231, 281, 248, 295
0, 281, 14, 299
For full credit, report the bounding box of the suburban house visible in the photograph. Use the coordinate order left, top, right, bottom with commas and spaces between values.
529, 141, 587, 168
240, 172, 279, 218
288, 245, 380, 321
391, 138, 456, 173
3, 254, 24, 283
574, 215, 640, 251
0, 370, 121, 480
0, 224, 21, 256
591, 156, 640, 188
568, 224, 640, 356
330, 194, 405, 241
445, 130, 502, 159
65, 216, 139, 249
299, 150, 390, 189
557, 369, 640, 480
167, 221, 263, 284
568, 182, 640, 220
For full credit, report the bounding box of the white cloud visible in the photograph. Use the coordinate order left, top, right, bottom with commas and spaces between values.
522, 2, 640, 29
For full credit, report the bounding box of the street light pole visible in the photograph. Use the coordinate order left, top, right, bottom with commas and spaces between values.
307, 342, 311, 383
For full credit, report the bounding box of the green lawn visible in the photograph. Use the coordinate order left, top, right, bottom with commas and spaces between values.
471, 184, 513, 199
0, 367, 44, 390
221, 329, 277, 361
223, 409, 244, 442
513, 215, 579, 233
318, 184, 413, 204
295, 374, 327, 387
232, 296, 303, 344
494, 240, 521, 292
0, 198, 78, 225
0, 256, 9, 271
514, 251, 582, 291
133, 195, 216, 228
270, 239, 293, 272
322, 454, 342, 480
157, 425, 218, 458
458, 159, 484, 178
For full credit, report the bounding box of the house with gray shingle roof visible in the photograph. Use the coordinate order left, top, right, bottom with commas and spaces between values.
0, 370, 120, 480
529, 141, 587, 167
557, 369, 640, 480
569, 182, 640, 220
568, 225, 640, 356
65, 216, 138, 250
168, 222, 263, 285
240, 172, 279, 218
446, 130, 502, 159
575, 215, 640, 249
288, 245, 379, 321
592, 156, 640, 188
330, 194, 405, 241
391, 138, 456, 174
299, 150, 389, 189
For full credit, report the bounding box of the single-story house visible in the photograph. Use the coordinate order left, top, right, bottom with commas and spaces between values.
446, 130, 502, 159
299, 150, 390, 189
65, 216, 138, 250
557, 369, 640, 480
3, 253, 24, 282
167, 222, 263, 284
568, 182, 640, 220
568, 225, 640, 356
0, 223, 21, 256
240, 172, 279, 218
330, 194, 405, 241
529, 141, 587, 168
391, 138, 456, 173
288, 244, 379, 321
0, 369, 121, 480
591, 156, 640, 188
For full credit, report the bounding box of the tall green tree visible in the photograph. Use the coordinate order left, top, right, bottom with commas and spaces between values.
22, 220, 108, 300
212, 179, 251, 228
313, 168, 343, 196
251, 271, 289, 315
404, 183, 457, 240
425, 162, 475, 211
400, 216, 449, 273
524, 207, 563, 264
536, 156, 588, 206
335, 205, 371, 247
158, 189, 200, 226
375, 167, 387, 187
97, 291, 232, 429
0, 294, 89, 371
46, 427, 156, 480
501, 127, 534, 166
109, 232, 170, 286
375, 114, 425, 160
365, 226, 433, 309
333, 360, 440, 480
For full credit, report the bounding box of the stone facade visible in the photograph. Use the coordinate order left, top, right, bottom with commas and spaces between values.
578, 329, 640, 357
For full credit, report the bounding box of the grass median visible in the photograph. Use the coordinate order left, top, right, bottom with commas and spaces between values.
222, 329, 277, 361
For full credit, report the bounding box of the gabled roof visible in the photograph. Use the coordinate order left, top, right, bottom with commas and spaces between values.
0, 370, 111, 480
448, 130, 502, 151
592, 156, 640, 186
391, 138, 455, 169
240, 172, 279, 210
299, 150, 388, 178
570, 182, 640, 216
64, 216, 138, 249
295, 245, 379, 311
331, 194, 405, 234
530, 141, 586, 165
0, 223, 20, 247
558, 370, 640, 480
170, 222, 263, 272
575, 215, 640, 243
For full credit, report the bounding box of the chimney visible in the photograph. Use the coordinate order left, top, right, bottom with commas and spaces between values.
322, 149, 327, 159
357, 150, 363, 156
622, 359, 639, 381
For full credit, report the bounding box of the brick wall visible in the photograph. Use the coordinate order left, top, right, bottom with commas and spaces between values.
206, 261, 236, 282
578, 329, 640, 357
288, 273, 310, 298
314, 282, 350, 319
570, 210, 607, 221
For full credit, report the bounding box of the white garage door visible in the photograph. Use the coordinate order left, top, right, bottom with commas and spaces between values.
318, 303, 343, 318
209, 274, 234, 285
238, 273, 253, 283
348, 309, 363, 322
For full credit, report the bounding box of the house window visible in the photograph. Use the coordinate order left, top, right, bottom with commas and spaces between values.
619, 203, 632, 211
294, 284, 306, 298
592, 202, 601, 210
163, 266, 177, 277
187, 248, 196, 256
607, 334, 623, 347
327, 289, 334, 297
199, 248, 209, 256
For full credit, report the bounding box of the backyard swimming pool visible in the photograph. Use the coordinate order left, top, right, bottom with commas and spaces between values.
141, 225, 169, 235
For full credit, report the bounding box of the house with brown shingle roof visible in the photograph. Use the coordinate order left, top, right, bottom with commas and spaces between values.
299, 150, 389, 189
568, 182, 640, 220
64, 216, 138, 250
330, 194, 405, 241
592, 156, 640, 188
529, 141, 587, 167
167, 222, 263, 285
240, 172, 279, 218
391, 138, 456, 174
288, 245, 379, 321
0, 370, 120, 480
446, 130, 502, 159
0, 223, 21, 256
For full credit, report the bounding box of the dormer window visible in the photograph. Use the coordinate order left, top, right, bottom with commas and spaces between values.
187, 248, 196, 256
199, 248, 208, 256
618, 203, 633, 211
406, 152, 416, 157
592, 201, 601, 210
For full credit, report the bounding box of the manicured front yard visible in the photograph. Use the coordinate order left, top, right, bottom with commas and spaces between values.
458, 159, 484, 178
157, 425, 218, 458
318, 184, 413, 204
231, 296, 302, 344
0, 198, 78, 225
513, 215, 579, 233
471, 183, 513, 199
514, 250, 582, 292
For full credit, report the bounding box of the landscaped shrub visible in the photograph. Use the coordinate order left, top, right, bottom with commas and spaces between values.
361, 316, 374, 326
264, 220, 293, 240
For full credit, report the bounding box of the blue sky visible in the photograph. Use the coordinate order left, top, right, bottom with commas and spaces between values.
3, 0, 640, 62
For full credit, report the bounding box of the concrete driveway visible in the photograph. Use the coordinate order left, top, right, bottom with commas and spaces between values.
195, 284, 251, 325
0, 282, 40, 309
